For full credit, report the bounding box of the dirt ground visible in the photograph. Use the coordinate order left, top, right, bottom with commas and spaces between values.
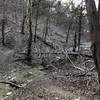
0, 47, 100, 100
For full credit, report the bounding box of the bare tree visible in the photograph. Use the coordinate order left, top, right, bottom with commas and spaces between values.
21, 0, 27, 35
1, 0, 6, 46
77, 6, 83, 51
21, 15, 26, 35
66, 20, 73, 43
73, 28, 77, 52
42, 4, 51, 41
34, 0, 41, 42
43, 15, 50, 41
14, 0, 18, 23
25, 0, 33, 63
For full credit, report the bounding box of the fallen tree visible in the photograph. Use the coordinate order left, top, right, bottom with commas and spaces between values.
35, 35, 55, 49
0, 81, 24, 88
67, 52, 93, 58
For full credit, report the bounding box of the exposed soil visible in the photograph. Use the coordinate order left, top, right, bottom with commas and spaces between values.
0, 47, 99, 100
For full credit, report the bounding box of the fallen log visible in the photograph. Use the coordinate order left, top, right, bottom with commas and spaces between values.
0, 81, 24, 88
35, 35, 55, 49
54, 32, 65, 38
67, 52, 93, 58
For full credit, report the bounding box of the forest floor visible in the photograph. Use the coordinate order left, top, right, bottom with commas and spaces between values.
0, 46, 99, 100
0, 15, 99, 99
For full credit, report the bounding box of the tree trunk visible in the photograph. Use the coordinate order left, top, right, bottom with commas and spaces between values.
85, 0, 100, 86
2, 19, 5, 46
66, 21, 72, 43
73, 29, 77, 52
2, 0, 6, 46
34, 1, 40, 43
77, 7, 83, 51
43, 16, 49, 41
21, 15, 26, 35
26, 0, 33, 63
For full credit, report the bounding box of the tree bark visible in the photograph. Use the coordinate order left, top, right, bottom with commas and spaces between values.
66, 21, 72, 43
73, 29, 77, 52
85, 0, 100, 85
1, 0, 6, 46
21, 15, 26, 35
43, 15, 50, 41
2, 19, 5, 46
26, 0, 33, 63
34, 0, 41, 42
77, 7, 83, 51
